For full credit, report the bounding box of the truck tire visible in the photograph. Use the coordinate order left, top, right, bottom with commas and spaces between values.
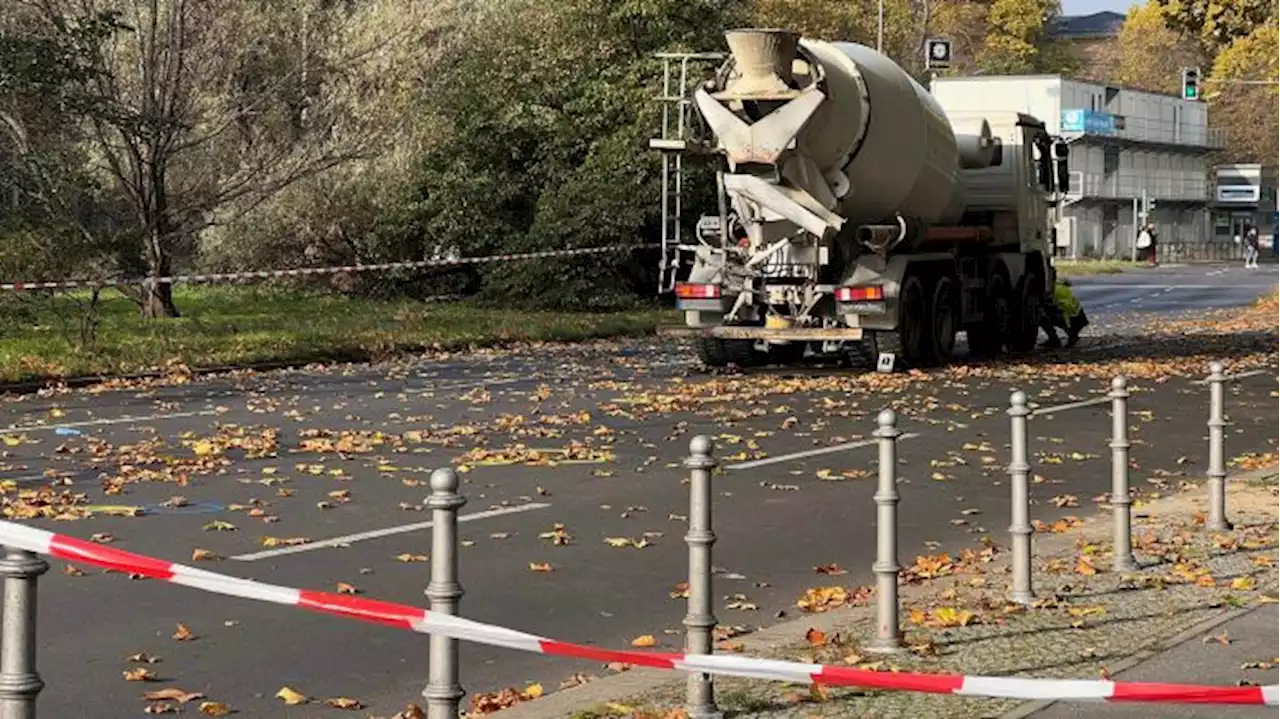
897, 274, 933, 367
927, 276, 958, 366
696, 337, 730, 367
968, 272, 1008, 359
1006, 277, 1042, 354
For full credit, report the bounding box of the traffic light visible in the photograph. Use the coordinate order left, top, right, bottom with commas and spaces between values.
1181, 67, 1200, 100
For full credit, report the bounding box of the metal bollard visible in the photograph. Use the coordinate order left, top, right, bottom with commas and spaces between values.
423, 468, 466, 719
0, 547, 48, 719
1206, 361, 1232, 531
1007, 391, 1034, 604
867, 410, 904, 654
1109, 377, 1138, 571
683, 436, 721, 719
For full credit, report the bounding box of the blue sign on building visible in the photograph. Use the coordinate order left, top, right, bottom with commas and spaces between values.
1061, 109, 1116, 135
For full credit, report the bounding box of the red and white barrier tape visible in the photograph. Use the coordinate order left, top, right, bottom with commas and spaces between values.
0, 244, 657, 292
1, 520, 1274, 707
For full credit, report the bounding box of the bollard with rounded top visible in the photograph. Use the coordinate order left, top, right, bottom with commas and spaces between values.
0, 547, 48, 719
1205, 362, 1232, 531
423, 468, 466, 719
867, 410, 904, 654
1007, 391, 1034, 604
1109, 377, 1138, 571
683, 436, 722, 719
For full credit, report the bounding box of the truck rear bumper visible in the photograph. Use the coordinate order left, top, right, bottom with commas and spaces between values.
657, 326, 865, 341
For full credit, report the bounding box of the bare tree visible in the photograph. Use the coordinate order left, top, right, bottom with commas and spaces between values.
16, 0, 401, 317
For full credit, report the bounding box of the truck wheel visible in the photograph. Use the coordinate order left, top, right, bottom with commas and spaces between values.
1006, 278, 1041, 354
696, 337, 729, 367
897, 274, 932, 367
723, 339, 758, 367
968, 272, 1008, 359
927, 276, 958, 366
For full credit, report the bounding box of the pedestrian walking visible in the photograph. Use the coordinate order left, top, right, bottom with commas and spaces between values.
1243, 223, 1260, 269
1136, 223, 1159, 266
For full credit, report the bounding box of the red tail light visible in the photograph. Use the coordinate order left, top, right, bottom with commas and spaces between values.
836, 286, 884, 302
675, 283, 721, 300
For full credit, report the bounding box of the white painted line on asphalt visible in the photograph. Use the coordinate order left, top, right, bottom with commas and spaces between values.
726, 434, 920, 470
1192, 369, 1275, 385
406, 377, 524, 394
1075, 284, 1217, 290
4, 410, 218, 433
1030, 396, 1111, 416
230, 502, 553, 561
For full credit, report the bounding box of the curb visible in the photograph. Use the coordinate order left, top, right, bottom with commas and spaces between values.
487, 466, 1279, 719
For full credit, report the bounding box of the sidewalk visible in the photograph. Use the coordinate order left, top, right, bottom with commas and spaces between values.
484, 468, 1279, 719
1018, 603, 1278, 718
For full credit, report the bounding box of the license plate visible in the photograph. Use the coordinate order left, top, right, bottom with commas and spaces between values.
844, 301, 887, 314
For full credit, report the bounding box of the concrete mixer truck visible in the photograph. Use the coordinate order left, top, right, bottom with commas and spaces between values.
651, 29, 1072, 369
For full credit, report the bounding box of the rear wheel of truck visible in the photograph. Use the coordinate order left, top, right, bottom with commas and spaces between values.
968, 271, 1009, 359
1006, 277, 1042, 354
897, 274, 932, 367
927, 276, 958, 366
696, 337, 757, 368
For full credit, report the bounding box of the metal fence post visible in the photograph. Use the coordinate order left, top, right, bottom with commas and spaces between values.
1109, 377, 1138, 571
683, 436, 721, 719
1206, 361, 1232, 531
867, 410, 903, 654
1007, 391, 1034, 604
0, 547, 48, 719
423, 468, 465, 719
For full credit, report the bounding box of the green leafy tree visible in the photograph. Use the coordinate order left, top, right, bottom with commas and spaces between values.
976, 0, 1075, 74
1207, 19, 1278, 162
1155, 0, 1273, 54
409, 0, 749, 310
1108, 0, 1206, 93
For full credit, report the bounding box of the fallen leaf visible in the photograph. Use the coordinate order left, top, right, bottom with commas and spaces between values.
1075, 557, 1098, 576
528, 562, 553, 572
522, 683, 544, 699
276, 687, 308, 705
63, 564, 85, 577
128, 652, 161, 664
144, 704, 177, 715
336, 582, 360, 594
202, 520, 236, 532
198, 701, 232, 717
124, 668, 159, 682
172, 624, 196, 641
143, 688, 204, 704
630, 635, 657, 648
1231, 576, 1256, 591
814, 564, 847, 576
324, 697, 363, 710
1196, 575, 1217, 588
191, 549, 220, 561
395, 553, 428, 563
805, 628, 828, 646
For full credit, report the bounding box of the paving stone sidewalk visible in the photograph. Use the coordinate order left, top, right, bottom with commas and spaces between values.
556, 474, 1279, 719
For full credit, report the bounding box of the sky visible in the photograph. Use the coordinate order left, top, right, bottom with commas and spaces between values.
1061, 0, 1136, 16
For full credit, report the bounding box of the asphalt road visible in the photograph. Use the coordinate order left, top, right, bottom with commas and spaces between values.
0, 264, 1275, 717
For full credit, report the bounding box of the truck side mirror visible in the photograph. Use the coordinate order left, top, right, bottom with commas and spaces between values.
1052, 141, 1070, 193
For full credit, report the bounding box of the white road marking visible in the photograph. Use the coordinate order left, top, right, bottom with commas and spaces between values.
726, 434, 920, 470
4, 410, 218, 433
230, 502, 552, 561
405, 377, 524, 394
1075, 284, 1217, 290
1192, 369, 1275, 385
1030, 396, 1111, 416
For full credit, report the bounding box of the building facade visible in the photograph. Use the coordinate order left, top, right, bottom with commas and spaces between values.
1211, 164, 1278, 250
932, 75, 1224, 258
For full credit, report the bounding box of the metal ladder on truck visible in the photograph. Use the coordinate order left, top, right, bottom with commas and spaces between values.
649, 51, 724, 294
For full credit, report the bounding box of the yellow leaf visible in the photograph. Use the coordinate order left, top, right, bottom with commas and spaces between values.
1067, 606, 1106, 617
190, 440, 217, 457
1075, 558, 1098, 576
275, 687, 307, 705
198, 701, 232, 717
324, 697, 363, 710
522, 683, 544, 699
395, 553, 428, 563
630, 634, 657, 648
528, 561, 553, 572
191, 549, 220, 561
143, 688, 204, 703
0, 434, 24, 446
603, 537, 632, 548
1231, 576, 1256, 591
124, 668, 159, 682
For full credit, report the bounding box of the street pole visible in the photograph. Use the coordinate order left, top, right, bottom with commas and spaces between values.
683, 436, 721, 719
424, 469, 465, 719
867, 410, 903, 653
1109, 377, 1138, 572
1206, 362, 1231, 531
1131, 195, 1139, 262
877, 0, 884, 53
1007, 391, 1034, 604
